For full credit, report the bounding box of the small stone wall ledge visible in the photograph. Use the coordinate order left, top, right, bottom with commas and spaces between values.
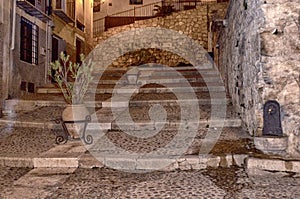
254, 136, 288, 156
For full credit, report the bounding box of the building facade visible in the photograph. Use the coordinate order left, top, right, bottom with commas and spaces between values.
52, 0, 94, 64
0, 0, 93, 103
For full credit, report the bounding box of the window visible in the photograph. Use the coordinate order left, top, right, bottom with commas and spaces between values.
20, 17, 39, 64
93, 0, 101, 12
76, 20, 85, 32
28, 0, 36, 6
130, 0, 143, 5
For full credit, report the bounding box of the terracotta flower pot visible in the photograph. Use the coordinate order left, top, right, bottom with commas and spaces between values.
62, 104, 90, 139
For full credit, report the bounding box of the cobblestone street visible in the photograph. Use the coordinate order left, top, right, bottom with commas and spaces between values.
0, 166, 299, 198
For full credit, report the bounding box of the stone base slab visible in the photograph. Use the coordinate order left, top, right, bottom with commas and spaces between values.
254, 136, 288, 155
246, 157, 300, 175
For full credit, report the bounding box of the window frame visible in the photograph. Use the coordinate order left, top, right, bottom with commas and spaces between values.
129, 0, 143, 5
20, 17, 39, 65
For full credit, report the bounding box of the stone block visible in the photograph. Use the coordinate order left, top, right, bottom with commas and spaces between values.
0, 157, 33, 168
246, 157, 300, 174
254, 136, 288, 154
233, 154, 248, 167
136, 157, 175, 171
246, 158, 286, 172
199, 155, 220, 168
78, 154, 104, 168
105, 156, 136, 171
33, 158, 79, 168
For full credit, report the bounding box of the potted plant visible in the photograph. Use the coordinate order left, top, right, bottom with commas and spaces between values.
48, 52, 94, 138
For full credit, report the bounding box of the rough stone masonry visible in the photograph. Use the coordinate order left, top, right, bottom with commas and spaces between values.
218, 0, 300, 157
94, 2, 228, 67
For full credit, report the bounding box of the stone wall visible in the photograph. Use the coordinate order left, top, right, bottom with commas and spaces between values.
218, 0, 300, 157
94, 2, 228, 67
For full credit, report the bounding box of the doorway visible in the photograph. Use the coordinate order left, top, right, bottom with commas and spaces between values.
76, 37, 85, 64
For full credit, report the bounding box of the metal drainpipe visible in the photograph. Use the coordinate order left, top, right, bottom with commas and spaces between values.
10, 0, 16, 52
45, 0, 53, 84
45, 20, 52, 84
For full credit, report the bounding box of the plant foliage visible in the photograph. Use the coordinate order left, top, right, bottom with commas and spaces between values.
48, 52, 93, 104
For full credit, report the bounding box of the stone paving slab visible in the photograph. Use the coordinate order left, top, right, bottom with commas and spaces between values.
246, 157, 300, 174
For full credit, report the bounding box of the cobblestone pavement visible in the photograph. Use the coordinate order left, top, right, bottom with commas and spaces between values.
0, 166, 299, 199
98, 127, 257, 156
0, 127, 56, 157
2, 106, 64, 123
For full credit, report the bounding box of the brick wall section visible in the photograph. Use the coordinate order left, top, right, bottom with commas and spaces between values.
217, 0, 300, 157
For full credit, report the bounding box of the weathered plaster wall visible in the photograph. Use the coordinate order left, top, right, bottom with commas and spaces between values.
94, 2, 228, 67
11, 13, 48, 97
0, 20, 3, 114
218, 0, 300, 157
1, 1, 12, 105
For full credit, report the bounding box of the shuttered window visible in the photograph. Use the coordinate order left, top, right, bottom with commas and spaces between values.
20, 17, 38, 65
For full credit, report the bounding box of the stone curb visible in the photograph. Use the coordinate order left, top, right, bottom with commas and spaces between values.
1, 153, 299, 174
246, 157, 300, 175
0, 157, 33, 167
0, 154, 248, 170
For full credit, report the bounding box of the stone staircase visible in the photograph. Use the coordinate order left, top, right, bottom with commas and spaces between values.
72, 64, 254, 171
2, 65, 300, 173
92, 66, 250, 169
88, 65, 241, 130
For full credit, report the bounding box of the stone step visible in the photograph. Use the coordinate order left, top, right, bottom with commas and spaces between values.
91, 76, 223, 85
37, 83, 225, 94
102, 98, 230, 108
138, 69, 219, 78
93, 66, 216, 74
109, 119, 242, 131
1, 151, 300, 174
33, 141, 86, 168
0, 117, 241, 133
3, 99, 103, 112
93, 70, 220, 79
102, 92, 229, 108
